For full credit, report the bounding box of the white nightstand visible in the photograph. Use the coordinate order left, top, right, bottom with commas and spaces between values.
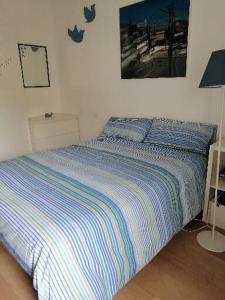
29, 113, 80, 152
203, 138, 225, 230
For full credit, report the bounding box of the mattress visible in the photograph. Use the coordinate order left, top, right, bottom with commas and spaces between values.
0, 138, 208, 299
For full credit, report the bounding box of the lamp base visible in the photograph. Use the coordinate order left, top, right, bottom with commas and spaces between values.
197, 230, 225, 253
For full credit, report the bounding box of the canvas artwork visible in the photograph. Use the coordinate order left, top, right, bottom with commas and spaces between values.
120, 0, 190, 79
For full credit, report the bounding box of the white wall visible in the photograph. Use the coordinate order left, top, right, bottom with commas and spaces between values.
0, 25, 30, 160
0, 0, 62, 160
52, 0, 225, 141
4, 0, 62, 117
1, 0, 224, 160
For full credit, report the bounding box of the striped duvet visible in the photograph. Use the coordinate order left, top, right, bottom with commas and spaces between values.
0, 138, 207, 300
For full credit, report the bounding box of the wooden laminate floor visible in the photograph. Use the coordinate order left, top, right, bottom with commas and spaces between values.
1, 227, 225, 300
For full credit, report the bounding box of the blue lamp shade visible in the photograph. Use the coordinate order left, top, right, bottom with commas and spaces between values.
199, 49, 225, 88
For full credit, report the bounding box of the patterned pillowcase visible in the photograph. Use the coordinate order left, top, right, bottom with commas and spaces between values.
144, 118, 217, 155
100, 117, 152, 142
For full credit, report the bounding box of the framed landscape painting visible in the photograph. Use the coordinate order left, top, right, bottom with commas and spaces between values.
120, 0, 190, 79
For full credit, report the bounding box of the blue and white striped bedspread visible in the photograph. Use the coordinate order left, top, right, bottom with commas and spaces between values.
0, 138, 207, 300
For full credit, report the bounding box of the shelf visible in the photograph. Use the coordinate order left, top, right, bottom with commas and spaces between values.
210, 177, 225, 191
203, 138, 225, 226
29, 113, 78, 124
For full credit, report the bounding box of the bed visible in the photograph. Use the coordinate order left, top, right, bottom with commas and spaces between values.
0, 117, 215, 300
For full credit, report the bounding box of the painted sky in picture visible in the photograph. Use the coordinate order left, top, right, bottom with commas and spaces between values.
120, 0, 190, 79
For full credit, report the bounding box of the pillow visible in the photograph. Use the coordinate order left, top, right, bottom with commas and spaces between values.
144, 117, 217, 155
99, 117, 152, 142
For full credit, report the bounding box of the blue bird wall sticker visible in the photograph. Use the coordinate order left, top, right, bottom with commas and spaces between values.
68, 25, 85, 43
84, 4, 96, 23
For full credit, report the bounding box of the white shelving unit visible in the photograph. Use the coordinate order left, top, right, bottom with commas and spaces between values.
29, 113, 80, 152
203, 138, 225, 230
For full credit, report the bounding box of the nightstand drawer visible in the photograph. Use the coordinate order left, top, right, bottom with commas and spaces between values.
32, 132, 79, 152
30, 119, 78, 140
28, 113, 80, 152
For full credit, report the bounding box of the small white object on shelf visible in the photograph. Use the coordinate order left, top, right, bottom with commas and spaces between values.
29, 113, 80, 152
